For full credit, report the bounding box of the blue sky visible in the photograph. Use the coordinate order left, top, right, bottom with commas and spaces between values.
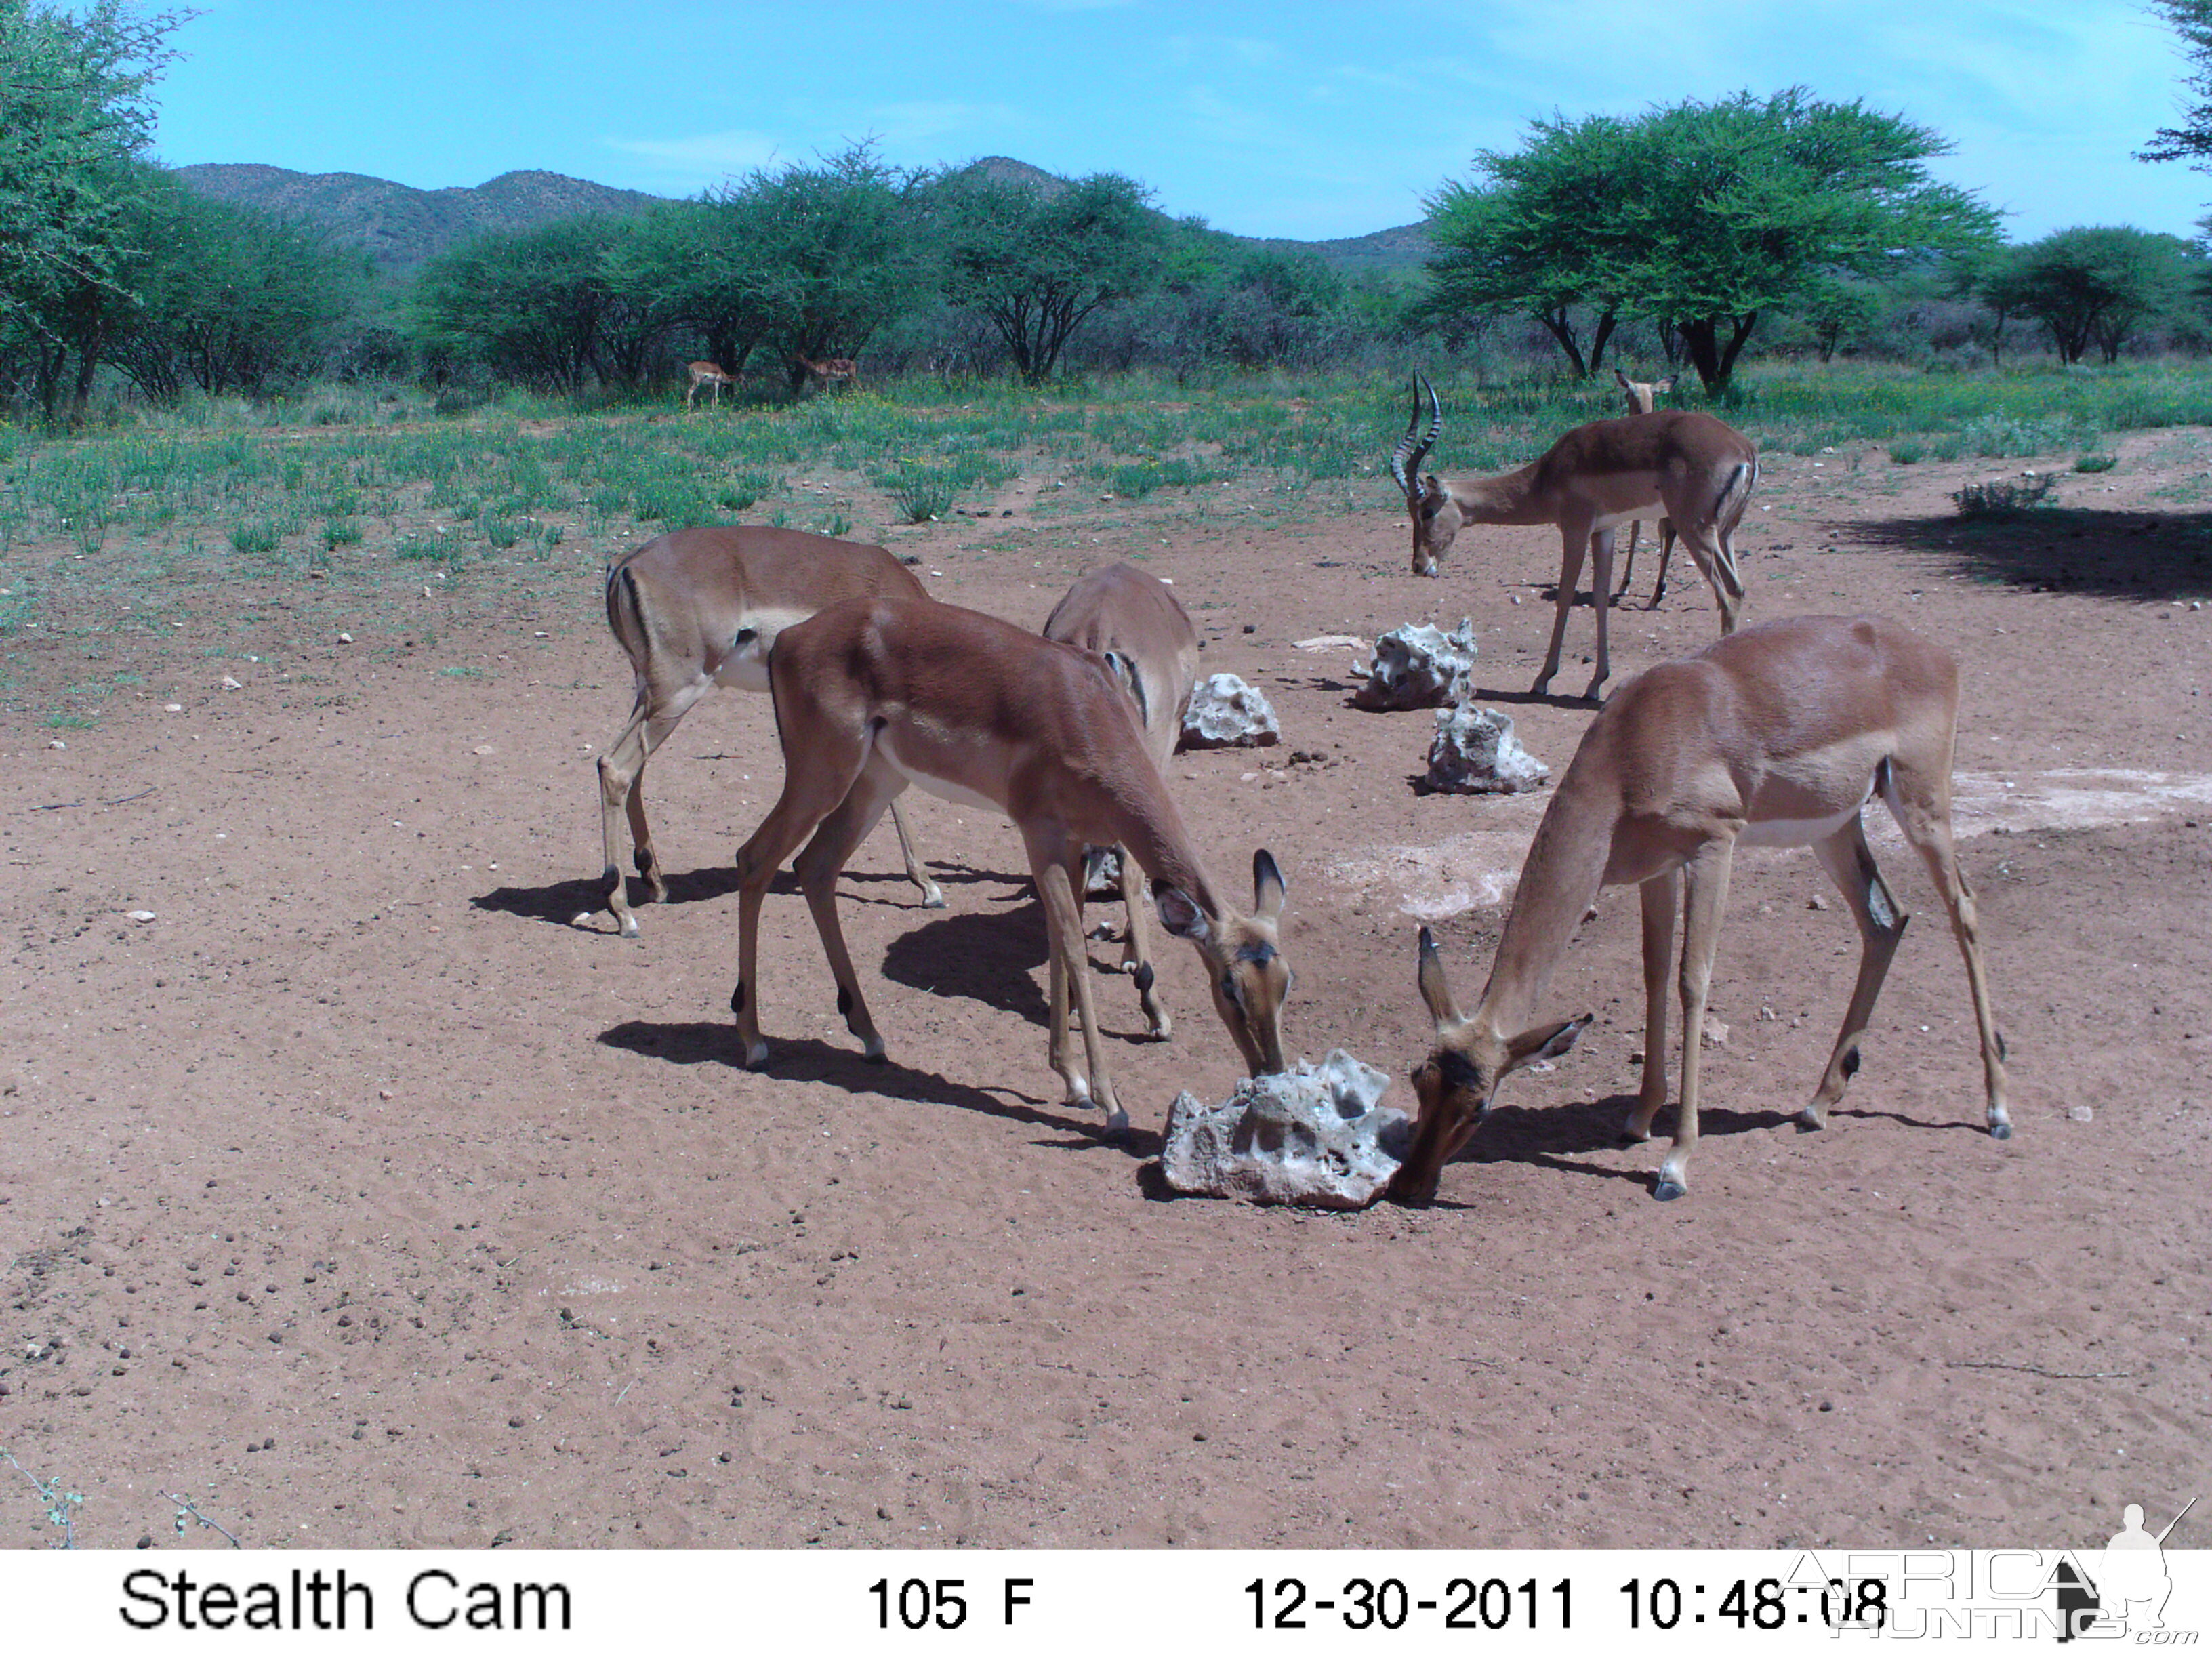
150, 0, 2211, 243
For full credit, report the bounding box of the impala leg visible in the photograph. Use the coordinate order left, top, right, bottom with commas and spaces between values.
1657, 840, 1734, 1200
1626, 867, 1679, 1142
1532, 517, 1594, 695
1803, 816, 1910, 1130
1614, 520, 1641, 600
884, 797, 945, 908
1583, 527, 1617, 700
792, 755, 909, 1064
1881, 761, 2013, 1139
1650, 518, 1676, 607
595, 680, 705, 935
1677, 522, 1741, 636
1117, 842, 1170, 1040
729, 724, 872, 1068
1031, 834, 1125, 1134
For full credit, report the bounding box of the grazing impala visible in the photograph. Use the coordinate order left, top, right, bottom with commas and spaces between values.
1612, 367, 1679, 605
1389, 615, 2011, 1205
1391, 373, 1758, 699
589, 527, 945, 937
1042, 562, 1202, 1040
685, 361, 734, 409
794, 355, 858, 392
730, 594, 1290, 1134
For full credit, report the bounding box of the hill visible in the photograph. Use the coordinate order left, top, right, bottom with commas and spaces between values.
171, 165, 666, 272
173, 157, 1431, 278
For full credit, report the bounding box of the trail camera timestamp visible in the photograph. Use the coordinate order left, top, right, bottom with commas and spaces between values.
1246, 1575, 1572, 1631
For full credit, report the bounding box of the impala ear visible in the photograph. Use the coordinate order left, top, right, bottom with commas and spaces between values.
1416, 926, 1462, 1029
1155, 884, 1209, 942
1503, 1013, 1593, 1073
1251, 849, 1286, 922
1613, 367, 1633, 391
1656, 375, 1678, 395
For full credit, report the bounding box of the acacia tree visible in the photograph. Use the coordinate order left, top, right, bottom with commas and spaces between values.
2139, 0, 2212, 171
1980, 228, 2200, 364
722, 144, 928, 393
0, 0, 182, 413
1427, 90, 1998, 393
935, 169, 1163, 384
415, 218, 621, 394
1424, 115, 1635, 377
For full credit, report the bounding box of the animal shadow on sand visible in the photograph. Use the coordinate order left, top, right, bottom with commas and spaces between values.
1458, 1091, 1800, 1191
596, 1021, 1148, 1155
470, 858, 1023, 930
876, 894, 1162, 1045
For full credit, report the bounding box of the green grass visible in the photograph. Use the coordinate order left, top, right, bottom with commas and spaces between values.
7, 356, 2212, 724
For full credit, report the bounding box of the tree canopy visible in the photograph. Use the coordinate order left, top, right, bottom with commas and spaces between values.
2139, 0, 2212, 171
933, 169, 1164, 384
1978, 227, 2203, 365
1426, 89, 2001, 392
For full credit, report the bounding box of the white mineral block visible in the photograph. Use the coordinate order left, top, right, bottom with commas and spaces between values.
1162, 1050, 1409, 1209
1422, 705, 1549, 794
1181, 672, 1280, 749
1355, 619, 1479, 710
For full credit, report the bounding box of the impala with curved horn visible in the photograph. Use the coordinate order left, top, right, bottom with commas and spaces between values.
1389, 614, 2011, 1205
1391, 373, 1759, 700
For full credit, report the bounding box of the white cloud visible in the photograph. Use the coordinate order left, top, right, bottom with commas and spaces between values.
605, 129, 781, 180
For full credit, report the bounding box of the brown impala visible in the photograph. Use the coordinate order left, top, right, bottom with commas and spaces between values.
1393, 615, 2011, 1205
589, 527, 945, 937
1041, 562, 1202, 1041
1391, 372, 1758, 699
730, 594, 1290, 1134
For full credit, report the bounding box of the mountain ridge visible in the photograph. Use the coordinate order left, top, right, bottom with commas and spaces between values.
171, 158, 1430, 276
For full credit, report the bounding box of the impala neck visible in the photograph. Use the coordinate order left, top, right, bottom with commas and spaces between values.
1473, 763, 1620, 1036
1448, 462, 1551, 527
1112, 790, 1225, 922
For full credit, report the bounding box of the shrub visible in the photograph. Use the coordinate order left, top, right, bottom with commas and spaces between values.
230, 520, 281, 554
1953, 474, 2056, 516
1888, 441, 1923, 464
2074, 453, 2118, 473
323, 519, 363, 550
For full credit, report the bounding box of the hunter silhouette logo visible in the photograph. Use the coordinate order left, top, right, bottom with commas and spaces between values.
2057, 1494, 2198, 1642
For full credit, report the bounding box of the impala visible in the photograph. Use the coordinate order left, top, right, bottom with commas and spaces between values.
1389, 614, 2011, 1205
1612, 367, 1679, 605
729, 594, 1290, 1134
685, 361, 734, 409
1041, 562, 1202, 1040
1391, 373, 1758, 699
794, 355, 858, 391
588, 526, 945, 937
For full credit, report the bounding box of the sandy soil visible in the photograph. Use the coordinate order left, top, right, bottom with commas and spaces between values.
2, 426, 2207, 1551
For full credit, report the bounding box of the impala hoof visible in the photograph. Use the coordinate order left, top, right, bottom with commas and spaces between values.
743, 1040, 771, 1070
1988, 1121, 2013, 1141
1100, 1104, 1130, 1139
919, 888, 947, 910
1653, 1179, 1686, 1202
1795, 1111, 1826, 1133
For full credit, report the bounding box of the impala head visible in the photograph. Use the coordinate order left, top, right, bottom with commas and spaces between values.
1389, 927, 1591, 1205
1389, 372, 1457, 577
1155, 849, 1291, 1077
1612, 367, 1677, 416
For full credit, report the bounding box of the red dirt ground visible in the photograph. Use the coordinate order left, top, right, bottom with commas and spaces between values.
3, 430, 2207, 1550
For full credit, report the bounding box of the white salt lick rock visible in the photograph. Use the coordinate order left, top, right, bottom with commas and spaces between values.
1162, 1050, 1410, 1210
1355, 619, 1479, 710
1422, 705, 1550, 795
1180, 672, 1280, 749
